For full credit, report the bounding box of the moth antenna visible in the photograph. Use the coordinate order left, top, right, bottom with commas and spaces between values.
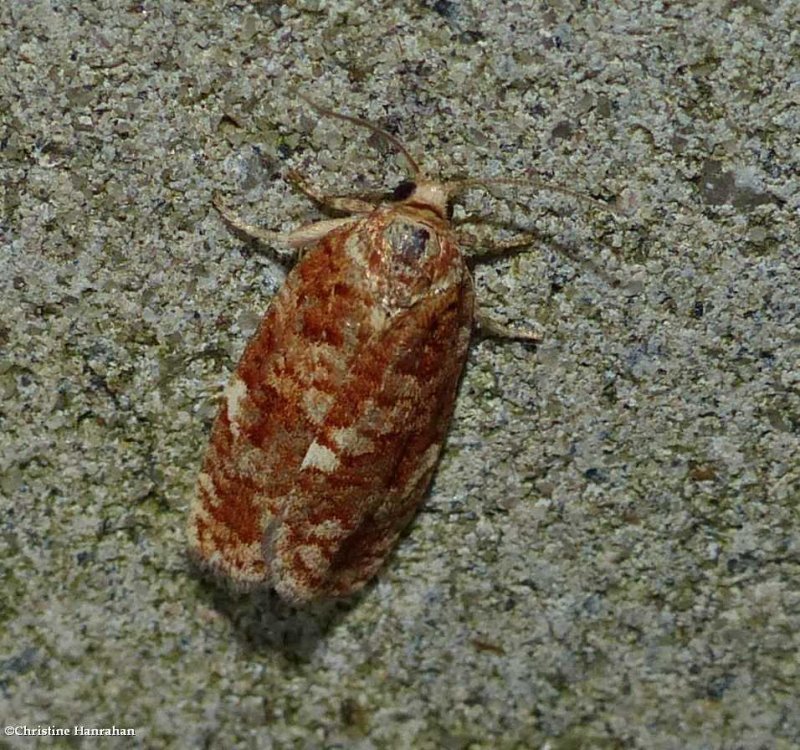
445, 177, 620, 215
297, 94, 422, 179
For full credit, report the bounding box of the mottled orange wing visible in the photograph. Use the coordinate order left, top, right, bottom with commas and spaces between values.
265, 273, 475, 602
189, 203, 474, 602
188, 220, 383, 586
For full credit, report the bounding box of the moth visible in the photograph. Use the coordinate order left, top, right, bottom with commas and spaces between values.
188, 99, 603, 603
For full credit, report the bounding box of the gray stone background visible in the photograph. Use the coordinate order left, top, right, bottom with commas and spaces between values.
1, 1, 798, 748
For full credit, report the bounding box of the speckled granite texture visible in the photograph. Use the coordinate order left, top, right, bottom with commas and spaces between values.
1, 1, 798, 748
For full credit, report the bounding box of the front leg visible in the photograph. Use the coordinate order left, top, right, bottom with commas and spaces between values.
212, 193, 360, 257
474, 311, 541, 344
285, 170, 377, 215
456, 228, 540, 262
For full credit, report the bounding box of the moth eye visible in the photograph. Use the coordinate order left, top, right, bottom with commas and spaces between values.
383, 220, 435, 264
391, 180, 416, 202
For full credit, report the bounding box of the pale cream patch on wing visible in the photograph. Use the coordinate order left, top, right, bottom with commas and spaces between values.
300, 439, 340, 472
229, 441, 275, 484
196, 472, 220, 507
205, 539, 264, 577
302, 386, 336, 425
310, 518, 347, 540
223, 375, 249, 439
297, 544, 328, 573
331, 426, 375, 456
344, 227, 369, 266
367, 305, 388, 331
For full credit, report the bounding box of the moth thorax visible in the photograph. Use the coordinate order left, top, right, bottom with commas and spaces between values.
384, 219, 439, 267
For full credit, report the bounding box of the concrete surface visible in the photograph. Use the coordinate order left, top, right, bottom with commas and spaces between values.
1, 1, 798, 748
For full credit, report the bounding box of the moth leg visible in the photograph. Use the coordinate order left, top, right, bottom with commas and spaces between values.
457, 229, 540, 261
285, 170, 376, 214
212, 192, 298, 261
475, 311, 541, 344
213, 193, 358, 256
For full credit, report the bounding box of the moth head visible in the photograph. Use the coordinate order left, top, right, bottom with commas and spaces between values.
390, 179, 454, 221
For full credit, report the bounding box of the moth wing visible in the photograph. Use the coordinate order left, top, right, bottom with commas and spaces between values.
266, 275, 475, 602
187, 221, 377, 586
